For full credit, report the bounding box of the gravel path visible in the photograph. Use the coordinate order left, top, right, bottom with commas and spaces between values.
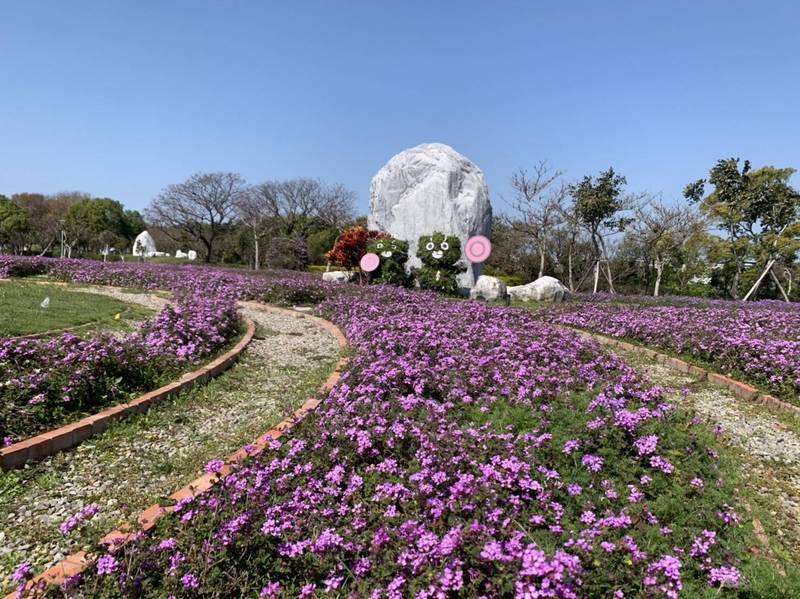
0, 307, 340, 592
620, 350, 800, 559
72, 286, 169, 312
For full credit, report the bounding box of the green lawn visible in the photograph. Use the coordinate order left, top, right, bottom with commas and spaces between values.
0, 280, 152, 337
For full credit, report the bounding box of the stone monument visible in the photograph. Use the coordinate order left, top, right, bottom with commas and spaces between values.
132, 231, 158, 257
368, 143, 492, 289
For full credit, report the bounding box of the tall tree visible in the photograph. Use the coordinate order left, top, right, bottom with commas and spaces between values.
685, 159, 800, 300
0, 196, 30, 254
63, 197, 134, 256
508, 163, 566, 279
249, 178, 355, 238
631, 198, 706, 296
570, 167, 631, 293
740, 166, 800, 300
146, 172, 245, 262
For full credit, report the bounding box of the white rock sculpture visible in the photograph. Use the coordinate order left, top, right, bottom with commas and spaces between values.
132, 231, 157, 257
187, 250, 197, 261
175, 250, 188, 259
368, 143, 492, 290
469, 275, 507, 301
322, 271, 355, 284
507, 276, 569, 302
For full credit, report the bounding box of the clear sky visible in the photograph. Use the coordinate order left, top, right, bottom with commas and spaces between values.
1, 1, 798, 215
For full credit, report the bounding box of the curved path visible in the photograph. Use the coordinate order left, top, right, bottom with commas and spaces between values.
0, 304, 341, 593
616, 345, 800, 566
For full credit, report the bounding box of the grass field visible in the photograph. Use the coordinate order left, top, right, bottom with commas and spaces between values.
0, 280, 152, 337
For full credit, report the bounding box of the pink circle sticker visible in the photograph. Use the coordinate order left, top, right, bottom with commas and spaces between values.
465, 235, 491, 263
360, 252, 380, 272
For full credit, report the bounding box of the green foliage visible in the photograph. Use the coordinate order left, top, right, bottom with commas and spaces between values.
685, 158, 800, 298
483, 265, 526, 287
0, 197, 30, 248
570, 167, 630, 240
265, 237, 309, 270
366, 236, 409, 286
307, 227, 340, 264
416, 232, 464, 295
64, 198, 140, 252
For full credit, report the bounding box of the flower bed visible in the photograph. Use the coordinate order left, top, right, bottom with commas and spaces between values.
536, 303, 800, 403
30, 287, 791, 597
0, 292, 241, 441
2, 256, 796, 596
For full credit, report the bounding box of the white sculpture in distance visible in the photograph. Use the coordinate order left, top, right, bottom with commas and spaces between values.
132, 231, 158, 258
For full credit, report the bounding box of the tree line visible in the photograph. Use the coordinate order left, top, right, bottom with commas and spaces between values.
0, 174, 358, 267
488, 158, 800, 300
2, 157, 798, 300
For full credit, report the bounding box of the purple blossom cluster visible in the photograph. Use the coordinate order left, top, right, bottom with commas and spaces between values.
538, 301, 800, 401
38, 280, 745, 597
2, 256, 774, 595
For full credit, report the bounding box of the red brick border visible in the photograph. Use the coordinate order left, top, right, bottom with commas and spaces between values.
563, 326, 800, 417
1, 318, 256, 470
6, 302, 348, 598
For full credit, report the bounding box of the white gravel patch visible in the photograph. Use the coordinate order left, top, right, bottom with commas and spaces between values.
73, 287, 168, 312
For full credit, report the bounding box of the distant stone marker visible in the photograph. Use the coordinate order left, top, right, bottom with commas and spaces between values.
368, 143, 492, 290
132, 231, 158, 257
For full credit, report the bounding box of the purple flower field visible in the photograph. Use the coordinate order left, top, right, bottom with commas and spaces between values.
1, 256, 796, 597
536, 301, 800, 402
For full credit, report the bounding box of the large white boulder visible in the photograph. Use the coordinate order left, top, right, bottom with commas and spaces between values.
322, 271, 355, 284
469, 275, 507, 301
368, 143, 492, 289
132, 231, 157, 257
508, 276, 569, 302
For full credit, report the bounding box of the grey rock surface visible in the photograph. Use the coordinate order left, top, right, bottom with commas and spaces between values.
368, 143, 492, 289
132, 231, 157, 257
469, 275, 507, 301
508, 276, 569, 302
322, 271, 355, 284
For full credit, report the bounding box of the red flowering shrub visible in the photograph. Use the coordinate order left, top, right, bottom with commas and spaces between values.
325, 227, 385, 269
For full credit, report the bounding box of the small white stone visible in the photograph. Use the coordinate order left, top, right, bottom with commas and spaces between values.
469, 275, 507, 301
508, 276, 569, 302
322, 271, 354, 284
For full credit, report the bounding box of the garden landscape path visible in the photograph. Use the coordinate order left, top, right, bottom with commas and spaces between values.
0, 305, 340, 594
619, 347, 800, 564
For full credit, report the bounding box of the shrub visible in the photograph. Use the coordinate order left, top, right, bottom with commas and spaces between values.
325, 227, 385, 269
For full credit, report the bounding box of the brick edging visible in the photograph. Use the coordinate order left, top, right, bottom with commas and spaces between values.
7, 302, 349, 598
0, 317, 256, 470
562, 326, 800, 417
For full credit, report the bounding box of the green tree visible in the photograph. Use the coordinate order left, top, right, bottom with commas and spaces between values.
570, 167, 631, 293
0, 196, 31, 254
685, 159, 799, 300
63, 198, 133, 256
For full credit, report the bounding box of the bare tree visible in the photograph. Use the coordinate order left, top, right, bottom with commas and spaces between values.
508, 163, 566, 279
146, 172, 245, 262
234, 188, 273, 270
631, 198, 706, 296
249, 178, 355, 239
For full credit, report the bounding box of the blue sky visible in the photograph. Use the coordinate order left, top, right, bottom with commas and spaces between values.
1, 1, 798, 215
